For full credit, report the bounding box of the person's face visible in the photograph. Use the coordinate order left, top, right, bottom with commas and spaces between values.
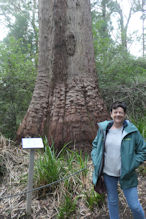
110, 107, 126, 126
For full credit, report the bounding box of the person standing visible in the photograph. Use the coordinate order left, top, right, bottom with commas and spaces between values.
91, 101, 146, 219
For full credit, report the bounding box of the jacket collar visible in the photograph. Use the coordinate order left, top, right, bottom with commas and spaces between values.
98, 120, 137, 134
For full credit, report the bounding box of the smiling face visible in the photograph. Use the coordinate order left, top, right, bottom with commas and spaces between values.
110, 107, 126, 127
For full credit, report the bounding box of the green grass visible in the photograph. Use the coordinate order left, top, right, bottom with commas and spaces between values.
33, 138, 106, 215
34, 139, 89, 193
85, 188, 105, 211
58, 194, 77, 219
34, 138, 66, 190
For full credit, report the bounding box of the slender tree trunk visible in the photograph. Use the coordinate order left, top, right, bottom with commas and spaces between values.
101, 0, 108, 36
31, 0, 38, 69
17, 0, 108, 151
114, 1, 132, 52
119, 8, 127, 51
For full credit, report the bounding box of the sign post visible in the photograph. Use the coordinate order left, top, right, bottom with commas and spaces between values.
22, 138, 44, 215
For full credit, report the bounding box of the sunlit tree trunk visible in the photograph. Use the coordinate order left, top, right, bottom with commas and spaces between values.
101, 0, 108, 36
17, 0, 108, 150
118, 5, 132, 51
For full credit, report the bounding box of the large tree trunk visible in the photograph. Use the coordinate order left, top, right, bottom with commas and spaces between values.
17, 0, 108, 151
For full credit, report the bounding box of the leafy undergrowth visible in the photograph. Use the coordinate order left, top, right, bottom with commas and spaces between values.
0, 134, 145, 219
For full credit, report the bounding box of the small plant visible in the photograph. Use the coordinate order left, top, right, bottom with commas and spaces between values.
58, 193, 77, 219
85, 188, 105, 211
64, 149, 76, 171
34, 138, 66, 191
75, 151, 88, 177
138, 164, 146, 176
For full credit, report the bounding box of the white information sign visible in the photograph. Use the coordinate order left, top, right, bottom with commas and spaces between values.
22, 138, 44, 149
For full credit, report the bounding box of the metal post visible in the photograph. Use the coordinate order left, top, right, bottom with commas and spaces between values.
26, 149, 35, 215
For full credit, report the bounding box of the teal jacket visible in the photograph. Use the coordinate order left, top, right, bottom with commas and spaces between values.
91, 120, 146, 189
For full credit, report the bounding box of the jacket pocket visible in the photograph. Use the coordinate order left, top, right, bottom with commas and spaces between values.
121, 154, 140, 178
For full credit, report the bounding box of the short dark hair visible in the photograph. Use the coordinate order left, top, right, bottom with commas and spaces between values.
110, 101, 127, 113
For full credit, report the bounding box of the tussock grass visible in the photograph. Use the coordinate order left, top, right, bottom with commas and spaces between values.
32, 139, 106, 218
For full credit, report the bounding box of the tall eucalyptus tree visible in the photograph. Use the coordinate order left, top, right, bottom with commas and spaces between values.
17, 0, 108, 150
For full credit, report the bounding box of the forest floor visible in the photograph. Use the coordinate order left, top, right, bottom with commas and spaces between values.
0, 136, 145, 219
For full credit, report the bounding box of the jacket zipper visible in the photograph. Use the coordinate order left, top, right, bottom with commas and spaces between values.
98, 129, 106, 176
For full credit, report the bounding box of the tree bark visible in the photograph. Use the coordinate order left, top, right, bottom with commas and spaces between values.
17, 0, 108, 151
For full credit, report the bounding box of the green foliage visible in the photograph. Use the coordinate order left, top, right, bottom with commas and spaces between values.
92, 6, 113, 60
64, 150, 76, 171
34, 139, 66, 189
0, 0, 38, 139
0, 0, 38, 56
138, 164, 146, 177
74, 151, 88, 178
61, 150, 88, 195
91, 1, 146, 121
0, 37, 36, 138
34, 139, 89, 194
58, 194, 77, 219
93, 19, 146, 119
131, 118, 146, 138
85, 188, 105, 211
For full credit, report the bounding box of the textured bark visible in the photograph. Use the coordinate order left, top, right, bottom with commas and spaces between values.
17, 0, 108, 151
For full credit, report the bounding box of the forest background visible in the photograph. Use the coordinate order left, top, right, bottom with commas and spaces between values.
0, 0, 145, 140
